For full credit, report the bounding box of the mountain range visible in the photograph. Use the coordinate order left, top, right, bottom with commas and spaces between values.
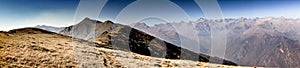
129, 17, 300, 67
34, 25, 64, 33
0, 18, 248, 67
33, 17, 300, 67
58, 18, 237, 65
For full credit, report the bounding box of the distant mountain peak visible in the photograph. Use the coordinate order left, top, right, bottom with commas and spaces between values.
81, 17, 95, 23
104, 20, 114, 24
134, 22, 148, 26
34, 25, 64, 33
35, 25, 46, 27
83, 17, 91, 21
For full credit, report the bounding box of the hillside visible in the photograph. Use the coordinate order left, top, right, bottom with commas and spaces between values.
225, 21, 300, 67
59, 18, 237, 66
0, 28, 252, 68
34, 17, 300, 67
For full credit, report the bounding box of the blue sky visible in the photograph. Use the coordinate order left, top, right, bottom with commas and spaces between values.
0, 0, 300, 31
0, 0, 79, 31
218, 0, 300, 18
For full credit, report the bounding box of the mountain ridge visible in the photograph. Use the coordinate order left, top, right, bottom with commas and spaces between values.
29, 17, 300, 67
0, 26, 253, 68
58, 18, 238, 66
131, 17, 300, 67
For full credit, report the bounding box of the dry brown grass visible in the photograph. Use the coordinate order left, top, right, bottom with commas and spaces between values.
0, 28, 76, 68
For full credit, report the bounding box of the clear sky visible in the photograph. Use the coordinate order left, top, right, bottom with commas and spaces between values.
0, 0, 79, 31
0, 0, 300, 31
